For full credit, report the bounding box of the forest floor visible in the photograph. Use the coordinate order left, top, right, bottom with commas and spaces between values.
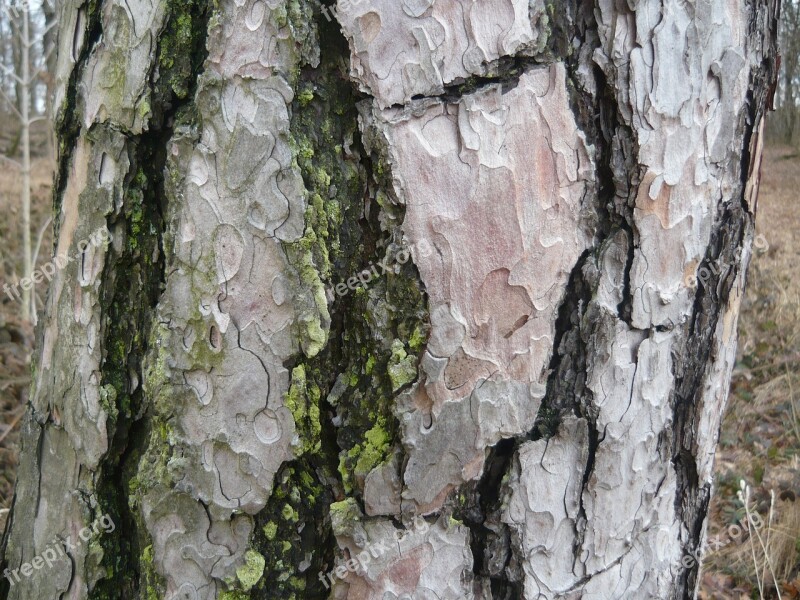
700, 145, 800, 599
0, 148, 797, 596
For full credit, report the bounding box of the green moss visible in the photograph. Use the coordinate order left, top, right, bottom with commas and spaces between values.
156, 1, 206, 99
219, 592, 250, 600
251, 462, 334, 599
98, 384, 119, 423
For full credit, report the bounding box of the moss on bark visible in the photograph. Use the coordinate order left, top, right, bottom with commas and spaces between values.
88, 1, 212, 598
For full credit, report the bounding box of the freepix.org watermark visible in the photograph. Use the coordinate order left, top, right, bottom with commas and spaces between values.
318, 515, 430, 592
2, 226, 112, 304
320, 0, 368, 22
3, 513, 116, 586
684, 233, 769, 288
325, 239, 433, 303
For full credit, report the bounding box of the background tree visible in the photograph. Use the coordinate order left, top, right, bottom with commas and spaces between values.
0, 0, 57, 324
770, 0, 800, 144
0, 1, 780, 599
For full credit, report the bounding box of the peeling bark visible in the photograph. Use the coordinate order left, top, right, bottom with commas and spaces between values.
0, 0, 779, 599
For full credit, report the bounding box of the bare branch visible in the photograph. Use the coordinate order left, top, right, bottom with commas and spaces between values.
0, 62, 23, 85
40, 19, 57, 38
42, 42, 57, 61
31, 216, 52, 280
0, 154, 22, 169
0, 86, 23, 120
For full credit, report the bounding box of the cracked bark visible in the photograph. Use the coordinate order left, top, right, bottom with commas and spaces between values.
0, 0, 779, 599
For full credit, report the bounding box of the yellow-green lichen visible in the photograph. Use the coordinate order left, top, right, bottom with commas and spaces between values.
352, 423, 390, 479
329, 498, 362, 537
262, 522, 278, 540
408, 325, 428, 353
236, 550, 266, 592
297, 88, 314, 107
388, 339, 418, 391
281, 503, 299, 522
338, 420, 392, 494
283, 365, 322, 454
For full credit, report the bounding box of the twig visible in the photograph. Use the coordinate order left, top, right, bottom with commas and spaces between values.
0, 86, 22, 120
763, 490, 776, 594
0, 406, 25, 446
0, 154, 22, 169
31, 216, 51, 276
760, 357, 800, 374
0, 63, 23, 86
29, 216, 52, 327
786, 365, 800, 446
740, 481, 783, 600
0, 377, 30, 391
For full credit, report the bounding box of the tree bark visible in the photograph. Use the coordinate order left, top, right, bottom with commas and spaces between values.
0, 1, 780, 599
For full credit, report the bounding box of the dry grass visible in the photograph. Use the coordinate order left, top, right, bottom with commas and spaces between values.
701, 145, 800, 599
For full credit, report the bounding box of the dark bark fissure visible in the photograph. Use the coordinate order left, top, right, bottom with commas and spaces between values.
668, 155, 756, 593
1, 2, 212, 598
669, 182, 749, 600
453, 0, 779, 595
89, 2, 212, 598
447, 1, 628, 591
251, 3, 431, 596
462, 438, 523, 600
669, 3, 780, 596
51, 0, 104, 237
251, 15, 368, 597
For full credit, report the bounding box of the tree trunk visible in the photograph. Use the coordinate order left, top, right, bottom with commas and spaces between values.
42, 0, 59, 164
0, 1, 780, 599
19, 3, 31, 324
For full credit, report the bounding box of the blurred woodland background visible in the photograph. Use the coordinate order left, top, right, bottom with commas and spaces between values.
0, 1, 798, 598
